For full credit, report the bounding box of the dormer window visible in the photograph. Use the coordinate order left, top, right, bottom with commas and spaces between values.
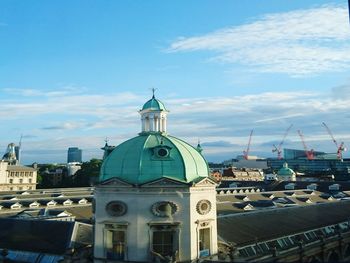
157, 148, 169, 158
152, 145, 172, 159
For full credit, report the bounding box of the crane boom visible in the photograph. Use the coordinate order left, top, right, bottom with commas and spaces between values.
322, 122, 346, 160
243, 130, 253, 160
297, 130, 314, 160
279, 124, 293, 148
272, 124, 293, 159
322, 122, 337, 146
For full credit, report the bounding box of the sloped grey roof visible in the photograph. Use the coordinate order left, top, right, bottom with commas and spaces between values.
7, 165, 36, 171
218, 200, 350, 246
0, 218, 74, 254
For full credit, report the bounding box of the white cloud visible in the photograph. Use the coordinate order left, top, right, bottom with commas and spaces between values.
2, 87, 350, 163
168, 4, 350, 76
0, 90, 142, 120
42, 122, 88, 130
2, 85, 87, 97
331, 80, 350, 99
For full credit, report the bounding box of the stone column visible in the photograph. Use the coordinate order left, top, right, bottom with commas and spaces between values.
141, 117, 145, 131
163, 118, 167, 133
154, 117, 159, 132
150, 116, 154, 131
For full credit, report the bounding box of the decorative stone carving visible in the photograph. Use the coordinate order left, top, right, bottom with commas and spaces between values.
196, 199, 211, 215
106, 201, 127, 217
151, 201, 178, 217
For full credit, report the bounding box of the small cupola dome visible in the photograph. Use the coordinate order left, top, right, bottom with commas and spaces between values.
278, 162, 295, 176
139, 90, 169, 133
141, 96, 167, 111
277, 162, 296, 181
100, 92, 209, 185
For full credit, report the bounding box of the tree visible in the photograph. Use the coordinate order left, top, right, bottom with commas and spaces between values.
73, 158, 102, 186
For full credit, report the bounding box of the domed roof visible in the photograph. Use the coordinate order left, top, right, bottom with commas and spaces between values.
277, 162, 295, 176
141, 96, 167, 111
100, 133, 209, 184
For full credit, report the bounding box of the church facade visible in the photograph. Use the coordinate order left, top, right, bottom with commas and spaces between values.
94, 95, 218, 262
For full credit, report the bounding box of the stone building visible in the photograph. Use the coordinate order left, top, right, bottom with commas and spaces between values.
94, 95, 218, 262
222, 167, 264, 181
0, 160, 37, 191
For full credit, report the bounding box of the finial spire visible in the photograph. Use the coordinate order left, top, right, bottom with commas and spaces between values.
151, 87, 157, 98
196, 139, 203, 154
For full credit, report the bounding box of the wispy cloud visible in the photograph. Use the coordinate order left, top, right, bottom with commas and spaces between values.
331, 80, 350, 100
42, 122, 88, 130
168, 4, 350, 76
255, 113, 305, 123
0, 90, 142, 120
2, 85, 87, 97
2, 87, 350, 163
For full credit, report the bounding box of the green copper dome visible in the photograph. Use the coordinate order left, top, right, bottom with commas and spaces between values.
100, 133, 209, 184
277, 162, 295, 176
141, 96, 167, 111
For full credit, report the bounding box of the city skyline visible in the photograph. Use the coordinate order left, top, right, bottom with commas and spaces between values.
1, 0, 350, 164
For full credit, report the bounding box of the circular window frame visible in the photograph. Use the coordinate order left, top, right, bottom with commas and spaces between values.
106, 201, 127, 217
156, 147, 170, 158
196, 199, 211, 215
151, 201, 178, 217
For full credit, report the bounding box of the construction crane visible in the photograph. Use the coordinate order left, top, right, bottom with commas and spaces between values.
322, 122, 346, 160
272, 124, 293, 160
243, 130, 253, 160
297, 130, 314, 160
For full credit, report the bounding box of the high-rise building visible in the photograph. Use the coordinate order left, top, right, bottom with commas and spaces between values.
67, 147, 82, 163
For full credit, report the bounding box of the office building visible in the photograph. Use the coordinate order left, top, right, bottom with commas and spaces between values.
67, 147, 82, 163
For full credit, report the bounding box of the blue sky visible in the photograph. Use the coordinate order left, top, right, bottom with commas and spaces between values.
1, 0, 350, 164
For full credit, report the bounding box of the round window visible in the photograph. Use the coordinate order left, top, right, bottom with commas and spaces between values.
157, 203, 168, 212
157, 148, 169, 157
200, 202, 209, 211
151, 201, 178, 217
106, 201, 127, 217
196, 200, 211, 215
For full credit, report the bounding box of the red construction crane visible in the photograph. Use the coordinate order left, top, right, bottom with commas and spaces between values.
297, 130, 314, 160
322, 122, 346, 160
243, 130, 253, 160
272, 124, 293, 160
